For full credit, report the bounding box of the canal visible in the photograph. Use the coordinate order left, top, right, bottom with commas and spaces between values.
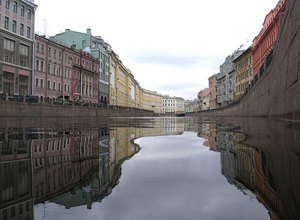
0, 117, 299, 220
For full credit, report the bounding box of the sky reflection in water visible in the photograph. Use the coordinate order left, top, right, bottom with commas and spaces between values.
34, 131, 268, 220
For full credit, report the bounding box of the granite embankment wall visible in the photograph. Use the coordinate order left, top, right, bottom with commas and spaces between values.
0, 101, 154, 117
188, 0, 300, 120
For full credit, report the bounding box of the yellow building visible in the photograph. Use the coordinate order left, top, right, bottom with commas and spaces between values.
109, 51, 120, 106
109, 51, 141, 108
233, 46, 253, 100
142, 89, 163, 113
109, 50, 160, 111
208, 74, 217, 109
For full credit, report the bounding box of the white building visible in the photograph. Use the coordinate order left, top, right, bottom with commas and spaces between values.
162, 96, 185, 114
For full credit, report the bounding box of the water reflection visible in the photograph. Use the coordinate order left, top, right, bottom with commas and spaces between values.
0, 117, 299, 219
197, 121, 300, 220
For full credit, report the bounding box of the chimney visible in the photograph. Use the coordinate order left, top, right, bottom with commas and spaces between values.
86, 28, 91, 48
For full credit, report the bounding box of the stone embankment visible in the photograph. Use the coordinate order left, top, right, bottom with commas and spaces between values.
188, 0, 300, 120
0, 100, 154, 117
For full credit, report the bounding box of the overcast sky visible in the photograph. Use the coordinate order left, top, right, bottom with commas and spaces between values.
34, 0, 279, 100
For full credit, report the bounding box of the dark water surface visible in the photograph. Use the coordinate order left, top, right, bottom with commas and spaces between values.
0, 117, 299, 220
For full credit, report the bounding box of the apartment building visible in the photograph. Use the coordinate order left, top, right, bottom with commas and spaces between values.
0, 0, 37, 96
34, 34, 73, 101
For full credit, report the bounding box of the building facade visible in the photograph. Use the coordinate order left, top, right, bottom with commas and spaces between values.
252, 0, 286, 78
162, 96, 185, 114
217, 50, 244, 107
109, 51, 142, 109
142, 89, 163, 113
34, 35, 73, 101
0, 0, 37, 96
233, 47, 253, 100
50, 29, 110, 105
197, 88, 210, 111
71, 48, 99, 103
208, 74, 217, 109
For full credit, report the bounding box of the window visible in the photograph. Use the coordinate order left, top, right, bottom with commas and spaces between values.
19, 44, 29, 67
40, 79, 44, 88
36, 60, 39, 70
4, 17, 9, 29
48, 48, 51, 57
41, 44, 44, 54
59, 52, 62, 60
19, 75, 29, 95
64, 84, 66, 92
26, 27, 31, 38
47, 80, 50, 89
53, 82, 56, 90
67, 85, 70, 92
47, 63, 51, 73
27, 9, 31, 19
58, 83, 61, 91
5, 0, 9, 9
12, 20, 16, 33
13, 1, 17, 13
21, 5, 24, 16
53, 65, 56, 75
4, 38, 15, 63
40, 61, 44, 72
36, 42, 40, 52
53, 49, 56, 58
35, 78, 39, 87
20, 23, 24, 35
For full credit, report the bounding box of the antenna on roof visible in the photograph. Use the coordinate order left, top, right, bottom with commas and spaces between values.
43, 19, 48, 37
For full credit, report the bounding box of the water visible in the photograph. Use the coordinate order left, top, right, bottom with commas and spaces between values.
0, 117, 299, 220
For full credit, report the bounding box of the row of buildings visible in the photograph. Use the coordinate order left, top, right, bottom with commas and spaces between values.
0, 0, 187, 114
197, 0, 286, 110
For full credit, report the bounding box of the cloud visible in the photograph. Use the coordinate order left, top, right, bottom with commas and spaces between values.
128, 49, 224, 69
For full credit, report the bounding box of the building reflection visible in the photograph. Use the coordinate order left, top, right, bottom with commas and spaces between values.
0, 129, 34, 220
210, 126, 285, 220
197, 123, 218, 152
2, 118, 296, 219
0, 118, 197, 218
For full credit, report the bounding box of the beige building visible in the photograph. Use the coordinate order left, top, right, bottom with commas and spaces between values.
233, 46, 253, 100
185, 99, 199, 113
109, 51, 142, 108
208, 74, 217, 109
197, 88, 210, 110
162, 96, 185, 114
0, 0, 37, 96
142, 89, 163, 113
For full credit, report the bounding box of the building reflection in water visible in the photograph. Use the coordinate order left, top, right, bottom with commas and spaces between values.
198, 124, 287, 220
0, 129, 34, 220
0, 118, 198, 219
1, 118, 298, 219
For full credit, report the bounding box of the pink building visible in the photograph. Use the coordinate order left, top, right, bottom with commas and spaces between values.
34, 35, 73, 102
71, 48, 99, 103
252, 0, 286, 77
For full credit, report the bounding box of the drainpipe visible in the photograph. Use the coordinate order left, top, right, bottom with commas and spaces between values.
31, 4, 38, 96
